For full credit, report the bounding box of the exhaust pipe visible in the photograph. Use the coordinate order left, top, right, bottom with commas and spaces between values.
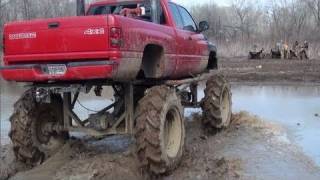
77, 0, 85, 16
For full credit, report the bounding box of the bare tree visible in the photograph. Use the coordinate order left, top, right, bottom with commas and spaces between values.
231, 0, 252, 39
22, 0, 31, 20
304, 0, 320, 27
0, 0, 9, 47
292, 1, 308, 39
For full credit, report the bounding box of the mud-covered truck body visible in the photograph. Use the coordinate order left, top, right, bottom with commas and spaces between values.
1, 0, 216, 82
0, 0, 231, 176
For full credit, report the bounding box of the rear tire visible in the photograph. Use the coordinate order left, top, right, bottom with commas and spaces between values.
135, 86, 185, 175
201, 75, 232, 132
9, 89, 68, 166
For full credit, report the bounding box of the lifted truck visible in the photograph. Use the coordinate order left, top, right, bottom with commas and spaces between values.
0, 0, 232, 175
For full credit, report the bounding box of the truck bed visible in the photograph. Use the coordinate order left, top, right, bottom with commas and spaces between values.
1, 15, 124, 82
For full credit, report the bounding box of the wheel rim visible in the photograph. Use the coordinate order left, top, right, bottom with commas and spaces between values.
164, 107, 182, 158
221, 88, 231, 125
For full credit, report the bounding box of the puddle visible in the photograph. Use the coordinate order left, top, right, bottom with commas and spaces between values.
232, 85, 320, 166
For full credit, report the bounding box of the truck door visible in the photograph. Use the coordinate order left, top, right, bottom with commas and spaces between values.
169, 3, 209, 77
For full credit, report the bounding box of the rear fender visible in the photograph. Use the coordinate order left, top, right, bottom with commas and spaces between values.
140, 44, 166, 79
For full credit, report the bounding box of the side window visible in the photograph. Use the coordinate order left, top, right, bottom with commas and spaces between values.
168, 3, 183, 29
177, 6, 197, 32
87, 6, 111, 15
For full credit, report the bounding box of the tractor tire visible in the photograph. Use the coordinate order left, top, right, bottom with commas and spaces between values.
9, 89, 68, 166
201, 75, 232, 132
135, 86, 185, 175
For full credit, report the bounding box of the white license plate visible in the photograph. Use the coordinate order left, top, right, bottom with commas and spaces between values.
47, 64, 67, 75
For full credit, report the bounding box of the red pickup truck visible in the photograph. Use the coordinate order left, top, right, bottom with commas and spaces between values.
1, 0, 231, 176
1, 0, 217, 82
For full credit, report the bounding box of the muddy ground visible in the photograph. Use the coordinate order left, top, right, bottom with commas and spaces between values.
1, 112, 319, 180
220, 57, 320, 84
1, 57, 320, 180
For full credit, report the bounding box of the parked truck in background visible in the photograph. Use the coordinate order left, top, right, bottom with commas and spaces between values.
0, 0, 232, 175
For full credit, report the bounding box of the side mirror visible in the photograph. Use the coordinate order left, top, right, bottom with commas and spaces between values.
198, 21, 209, 32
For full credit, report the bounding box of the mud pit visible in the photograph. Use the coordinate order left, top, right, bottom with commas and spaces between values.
1, 111, 320, 180
2, 58, 320, 179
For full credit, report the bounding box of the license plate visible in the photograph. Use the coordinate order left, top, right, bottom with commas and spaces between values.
47, 64, 67, 75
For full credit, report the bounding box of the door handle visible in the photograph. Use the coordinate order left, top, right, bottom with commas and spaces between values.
48, 22, 60, 29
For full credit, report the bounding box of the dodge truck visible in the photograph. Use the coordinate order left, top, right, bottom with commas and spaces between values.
0, 0, 232, 175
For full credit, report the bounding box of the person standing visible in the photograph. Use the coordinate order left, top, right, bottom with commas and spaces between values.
292, 41, 299, 58
282, 41, 289, 59
299, 41, 309, 60
303, 41, 309, 59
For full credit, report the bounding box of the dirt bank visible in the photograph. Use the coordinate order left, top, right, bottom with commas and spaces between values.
220, 57, 320, 84
1, 112, 319, 180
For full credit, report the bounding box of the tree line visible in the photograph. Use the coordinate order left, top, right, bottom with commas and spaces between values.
191, 0, 320, 45
0, 0, 319, 56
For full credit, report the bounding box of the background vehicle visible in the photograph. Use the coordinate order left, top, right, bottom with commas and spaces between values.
0, 0, 232, 175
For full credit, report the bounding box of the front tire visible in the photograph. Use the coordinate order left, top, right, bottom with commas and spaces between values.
201, 75, 232, 132
135, 86, 185, 175
9, 89, 68, 166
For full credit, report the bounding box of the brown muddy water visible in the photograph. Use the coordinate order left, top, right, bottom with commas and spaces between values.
1, 80, 320, 167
